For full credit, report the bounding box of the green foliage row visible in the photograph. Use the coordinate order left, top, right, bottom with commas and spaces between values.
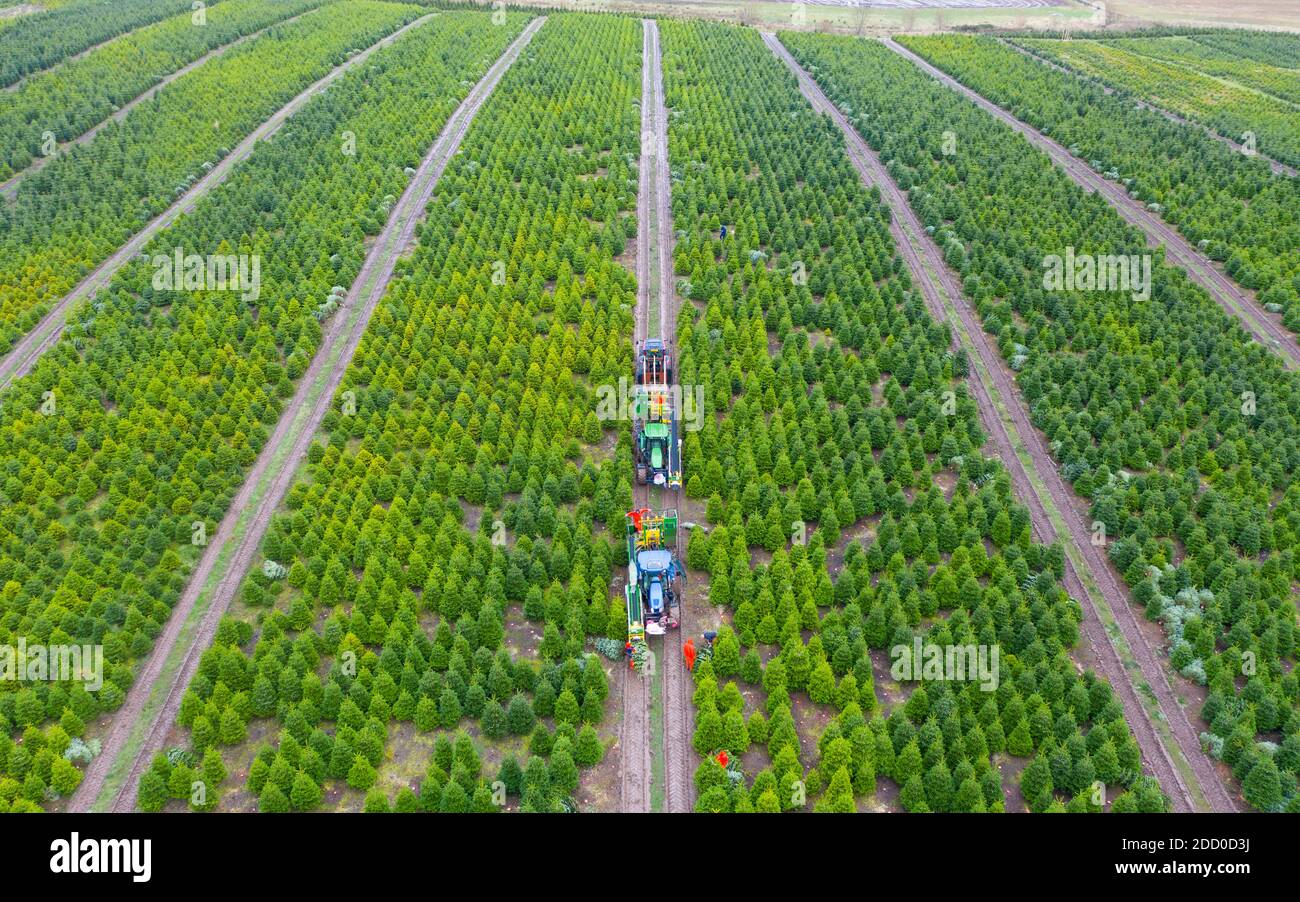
1016, 37, 1300, 167
0, 0, 424, 354
1187, 30, 1300, 69
0, 8, 527, 813
898, 34, 1300, 338
782, 30, 1300, 812
148, 11, 643, 813
661, 19, 1164, 814
1101, 36, 1300, 105
0, 0, 330, 179
0, 0, 200, 87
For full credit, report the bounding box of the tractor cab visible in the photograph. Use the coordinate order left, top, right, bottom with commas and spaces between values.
636, 338, 673, 385
634, 414, 679, 488
637, 549, 673, 620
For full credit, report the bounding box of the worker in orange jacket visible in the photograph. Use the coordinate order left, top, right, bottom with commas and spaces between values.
683, 637, 696, 671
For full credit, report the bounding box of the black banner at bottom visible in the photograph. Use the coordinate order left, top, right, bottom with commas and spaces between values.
1, 812, 1280, 889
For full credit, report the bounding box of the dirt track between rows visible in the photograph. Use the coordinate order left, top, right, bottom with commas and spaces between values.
620, 19, 693, 814
886, 37, 1300, 373
0, 7, 321, 200
620, 19, 657, 815
646, 19, 695, 815
70, 15, 546, 813
0, 12, 439, 394
769, 32, 1239, 812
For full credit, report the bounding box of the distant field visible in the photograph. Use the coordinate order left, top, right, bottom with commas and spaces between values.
1023, 37, 1300, 165
481, 0, 1092, 33
1103, 35, 1300, 103
1103, 0, 1299, 30
475, 0, 1297, 32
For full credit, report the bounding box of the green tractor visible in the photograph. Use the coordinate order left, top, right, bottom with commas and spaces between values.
632, 386, 681, 488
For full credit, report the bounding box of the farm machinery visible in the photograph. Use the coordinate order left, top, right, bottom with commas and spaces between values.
635, 338, 673, 385
632, 386, 682, 488
632, 339, 681, 488
624, 508, 684, 641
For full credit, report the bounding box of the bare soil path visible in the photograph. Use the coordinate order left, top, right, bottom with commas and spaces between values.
621, 18, 662, 814
0, 12, 439, 395
71, 15, 547, 813
885, 36, 1300, 373
0, 8, 320, 200
619, 642, 652, 812
644, 18, 694, 815
768, 31, 1239, 812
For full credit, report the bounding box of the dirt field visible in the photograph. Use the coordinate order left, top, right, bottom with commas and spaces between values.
1103, 0, 1299, 30
474, 0, 1093, 33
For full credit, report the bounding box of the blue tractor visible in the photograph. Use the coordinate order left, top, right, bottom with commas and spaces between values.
624, 508, 684, 639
